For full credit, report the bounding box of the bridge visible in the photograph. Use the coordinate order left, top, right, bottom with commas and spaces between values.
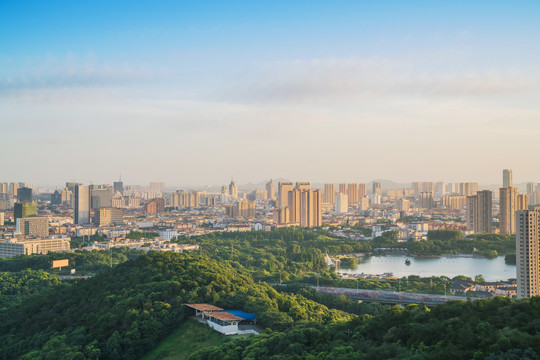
313, 286, 466, 305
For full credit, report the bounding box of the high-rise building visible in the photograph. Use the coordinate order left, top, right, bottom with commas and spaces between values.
16, 217, 49, 238
74, 185, 91, 225
225, 200, 255, 219
94, 208, 124, 226
14, 202, 37, 221
372, 182, 382, 196
17, 187, 32, 203
347, 184, 359, 204
412, 182, 422, 195
145, 198, 165, 214
51, 190, 62, 205
338, 183, 347, 195
500, 187, 518, 234
397, 198, 410, 212
113, 177, 124, 195
91, 188, 113, 209
419, 192, 434, 209
517, 194, 529, 212
466, 190, 492, 233
296, 182, 311, 191
266, 180, 276, 201
358, 183, 367, 198
460, 182, 479, 196
278, 182, 294, 208
359, 196, 370, 211
503, 169, 513, 188
150, 182, 165, 192
324, 183, 335, 205
286, 188, 321, 227
423, 182, 434, 194
9, 183, 19, 197
0, 183, 7, 194
335, 193, 348, 213
516, 208, 540, 298
229, 179, 238, 198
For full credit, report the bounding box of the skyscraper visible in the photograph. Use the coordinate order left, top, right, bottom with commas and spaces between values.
113, 177, 124, 195
500, 187, 518, 234
347, 184, 359, 203
372, 181, 382, 196
266, 180, 276, 201
503, 169, 513, 188
229, 179, 238, 198
335, 193, 348, 213
466, 190, 492, 233
74, 185, 91, 225
324, 183, 335, 205
338, 183, 347, 195
516, 208, 540, 298
278, 182, 294, 208
358, 183, 367, 197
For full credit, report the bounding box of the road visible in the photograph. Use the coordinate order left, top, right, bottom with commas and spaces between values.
313, 286, 466, 305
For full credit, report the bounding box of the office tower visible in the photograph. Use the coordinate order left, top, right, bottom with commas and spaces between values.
266, 180, 276, 201
517, 194, 529, 211
91, 188, 113, 209
17, 187, 32, 203
51, 191, 62, 205
358, 183, 367, 197
372, 181, 382, 196
500, 187, 518, 234
466, 190, 492, 233
347, 184, 359, 203
324, 183, 335, 205
94, 208, 124, 226
0, 183, 7, 194
278, 182, 294, 208
113, 177, 124, 195
296, 182, 311, 191
419, 192, 434, 209
14, 202, 37, 221
335, 193, 348, 213
16, 217, 49, 238
516, 208, 540, 298
145, 198, 165, 214
74, 185, 91, 225
503, 169, 513, 188
338, 183, 347, 195
229, 179, 238, 198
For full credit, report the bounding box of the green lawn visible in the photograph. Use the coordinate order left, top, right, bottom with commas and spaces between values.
142, 320, 242, 360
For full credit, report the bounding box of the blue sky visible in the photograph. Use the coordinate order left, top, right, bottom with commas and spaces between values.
1, 1, 540, 187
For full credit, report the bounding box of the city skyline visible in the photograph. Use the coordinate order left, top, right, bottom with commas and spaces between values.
2, 1, 540, 185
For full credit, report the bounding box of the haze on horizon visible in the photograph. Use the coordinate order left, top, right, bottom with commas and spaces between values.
2, 1, 540, 187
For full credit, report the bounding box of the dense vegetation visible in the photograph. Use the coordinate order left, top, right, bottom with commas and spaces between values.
0, 247, 144, 273
175, 229, 371, 281
190, 297, 540, 360
372, 230, 515, 257
0, 269, 61, 309
0, 252, 352, 360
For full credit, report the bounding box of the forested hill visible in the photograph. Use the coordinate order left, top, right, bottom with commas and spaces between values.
0, 252, 353, 360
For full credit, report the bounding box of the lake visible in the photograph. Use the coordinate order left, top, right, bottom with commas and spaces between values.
338, 255, 516, 281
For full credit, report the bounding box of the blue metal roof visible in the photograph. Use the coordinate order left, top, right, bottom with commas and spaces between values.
222, 310, 256, 320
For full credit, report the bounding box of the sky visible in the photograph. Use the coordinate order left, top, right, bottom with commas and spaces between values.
2, 1, 540, 187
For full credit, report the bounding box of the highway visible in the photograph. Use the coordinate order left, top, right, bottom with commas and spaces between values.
313, 286, 467, 305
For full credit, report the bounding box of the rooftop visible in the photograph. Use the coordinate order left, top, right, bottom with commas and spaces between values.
208, 312, 244, 321
185, 304, 223, 312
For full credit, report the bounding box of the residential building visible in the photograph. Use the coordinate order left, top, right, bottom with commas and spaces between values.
266, 180, 276, 201
278, 182, 294, 208
16, 217, 49, 238
466, 190, 492, 233
516, 208, 540, 298
500, 187, 518, 234
335, 193, 348, 213
324, 183, 335, 205
94, 208, 124, 226
503, 169, 513, 188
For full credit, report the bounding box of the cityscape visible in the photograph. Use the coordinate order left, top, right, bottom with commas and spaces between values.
3, 1, 540, 359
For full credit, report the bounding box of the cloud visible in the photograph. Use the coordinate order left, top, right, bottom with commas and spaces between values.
218, 57, 540, 105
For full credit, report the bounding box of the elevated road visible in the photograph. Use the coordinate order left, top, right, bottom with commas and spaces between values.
313, 286, 466, 305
